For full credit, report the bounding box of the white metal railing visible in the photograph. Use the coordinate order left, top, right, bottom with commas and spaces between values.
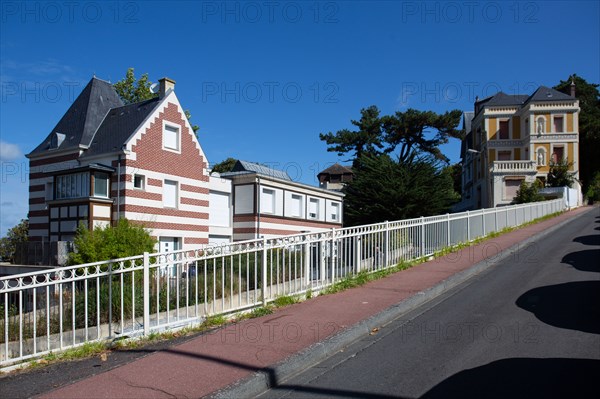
491, 160, 537, 172
0, 199, 565, 367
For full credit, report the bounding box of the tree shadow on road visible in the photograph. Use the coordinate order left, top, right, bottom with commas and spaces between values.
421, 358, 600, 399
573, 234, 600, 246
516, 281, 600, 334
562, 249, 600, 272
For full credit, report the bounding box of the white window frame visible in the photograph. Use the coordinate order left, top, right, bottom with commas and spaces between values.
163, 180, 179, 209
260, 188, 275, 214
93, 172, 109, 198
289, 193, 303, 218
308, 198, 319, 220
133, 174, 146, 190
331, 202, 340, 222
163, 121, 181, 153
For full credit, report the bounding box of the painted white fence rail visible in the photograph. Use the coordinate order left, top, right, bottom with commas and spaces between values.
0, 199, 565, 367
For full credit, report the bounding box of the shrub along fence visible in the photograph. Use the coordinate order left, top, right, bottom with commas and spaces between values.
0, 199, 565, 367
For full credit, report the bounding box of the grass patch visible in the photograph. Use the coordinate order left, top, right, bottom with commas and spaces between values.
272, 295, 300, 307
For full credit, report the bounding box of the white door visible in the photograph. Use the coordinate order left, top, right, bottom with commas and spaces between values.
159, 237, 180, 276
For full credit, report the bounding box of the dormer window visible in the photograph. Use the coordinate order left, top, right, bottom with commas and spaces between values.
50, 132, 66, 149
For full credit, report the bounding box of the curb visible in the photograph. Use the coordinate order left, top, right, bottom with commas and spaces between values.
209, 207, 594, 399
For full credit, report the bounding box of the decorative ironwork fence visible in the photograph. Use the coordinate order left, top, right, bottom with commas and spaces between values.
0, 199, 564, 367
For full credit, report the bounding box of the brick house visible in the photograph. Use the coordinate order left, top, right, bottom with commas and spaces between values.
26, 76, 343, 255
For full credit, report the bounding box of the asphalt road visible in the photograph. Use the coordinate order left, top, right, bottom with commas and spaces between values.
258, 208, 600, 399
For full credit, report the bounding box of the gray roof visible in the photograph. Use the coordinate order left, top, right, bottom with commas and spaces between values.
462, 111, 474, 134
525, 86, 575, 103
231, 160, 291, 181
81, 97, 161, 158
317, 163, 353, 177
29, 77, 124, 155
482, 92, 529, 107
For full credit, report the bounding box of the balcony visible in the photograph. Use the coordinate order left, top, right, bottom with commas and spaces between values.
490, 160, 537, 174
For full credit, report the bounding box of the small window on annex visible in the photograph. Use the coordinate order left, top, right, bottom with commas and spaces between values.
55, 172, 90, 200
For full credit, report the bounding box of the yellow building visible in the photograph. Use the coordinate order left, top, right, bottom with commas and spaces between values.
460, 85, 580, 209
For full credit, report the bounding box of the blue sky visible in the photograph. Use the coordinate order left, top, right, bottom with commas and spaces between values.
1, 0, 599, 236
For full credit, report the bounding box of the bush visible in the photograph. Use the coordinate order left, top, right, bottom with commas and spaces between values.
69, 219, 156, 265
513, 180, 544, 204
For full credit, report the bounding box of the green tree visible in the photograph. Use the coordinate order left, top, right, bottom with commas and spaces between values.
211, 157, 238, 173
554, 75, 600, 191
585, 171, 600, 202
442, 162, 463, 200
513, 181, 544, 204
0, 219, 28, 263
113, 68, 157, 105
547, 158, 576, 188
319, 105, 384, 164
113, 68, 199, 134
69, 219, 156, 265
320, 106, 462, 166
342, 153, 457, 226
382, 108, 463, 163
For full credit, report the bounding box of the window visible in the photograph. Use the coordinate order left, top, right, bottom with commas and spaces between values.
505, 179, 522, 201
55, 172, 90, 199
133, 174, 145, 190
289, 194, 303, 218
552, 147, 565, 163
331, 202, 340, 221
93, 172, 109, 198
554, 116, 564, 133
260, 188, 275, 213
308, 198, 319, 219
163, 180, 178, 208
498, 151, 511, 161
46, 182, 54, 201
499, 120, 509, 140
163, 124, 180, 151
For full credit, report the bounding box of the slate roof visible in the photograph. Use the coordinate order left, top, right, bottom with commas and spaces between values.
524, 86, 575, 103
81, 97, 161, 158
29, 77, 124, 155
231, 160, 291, 181
478, 92, 529, 108
317, 163, 353, 176
462, 112, 474, 134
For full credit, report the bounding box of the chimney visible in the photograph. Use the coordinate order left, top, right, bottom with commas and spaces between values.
158, 77, 176, 99
570, 79, 576, 98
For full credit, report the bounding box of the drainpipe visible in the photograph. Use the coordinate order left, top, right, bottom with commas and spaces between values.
117, 154, 121, 221
256, 176, 261, 239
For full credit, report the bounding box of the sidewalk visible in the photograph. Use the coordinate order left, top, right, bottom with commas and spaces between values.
19, 206, 595, 398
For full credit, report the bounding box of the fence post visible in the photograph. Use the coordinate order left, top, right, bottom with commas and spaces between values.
304, 238, 310, 286
446, 214, 451, 247
482, 209, 486, 236
262, 237, 268, 307
143, 252, 150, 336
330, 228, 336, 281
384, 221, 390, 267
420, 216, 425, 258
494, 207, 498, 233
466, 210, 471, 241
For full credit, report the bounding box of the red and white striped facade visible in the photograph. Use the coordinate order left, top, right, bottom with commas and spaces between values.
27, 77, 344, 253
